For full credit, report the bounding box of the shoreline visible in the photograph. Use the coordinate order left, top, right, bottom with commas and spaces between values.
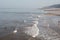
44, 13, 60, 16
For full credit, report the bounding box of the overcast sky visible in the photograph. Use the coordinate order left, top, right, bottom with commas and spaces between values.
0, 0, 60, 8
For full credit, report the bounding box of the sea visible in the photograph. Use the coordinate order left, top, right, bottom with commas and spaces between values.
0, 8, 60, 40
0, 8, 43, 37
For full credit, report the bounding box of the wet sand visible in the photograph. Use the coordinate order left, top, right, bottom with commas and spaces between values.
44, 13, 60, 34
49, 25, 60, 34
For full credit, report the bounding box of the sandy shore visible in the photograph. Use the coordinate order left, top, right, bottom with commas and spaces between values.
44, 13, 60, 16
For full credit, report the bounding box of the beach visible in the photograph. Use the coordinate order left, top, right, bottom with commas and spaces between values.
0, 13, 60, 40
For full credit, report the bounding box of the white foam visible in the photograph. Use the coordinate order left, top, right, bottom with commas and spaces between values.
37, 15, 41, 18
33, 24, 37, 27
13, 29, 17, 33
20, 20, 39, 38
24, 25, 39, 38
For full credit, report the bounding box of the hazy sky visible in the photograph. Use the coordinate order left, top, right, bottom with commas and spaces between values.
0, 0, 60, 8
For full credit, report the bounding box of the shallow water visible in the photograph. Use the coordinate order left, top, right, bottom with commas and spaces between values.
0, 12, 60, 40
